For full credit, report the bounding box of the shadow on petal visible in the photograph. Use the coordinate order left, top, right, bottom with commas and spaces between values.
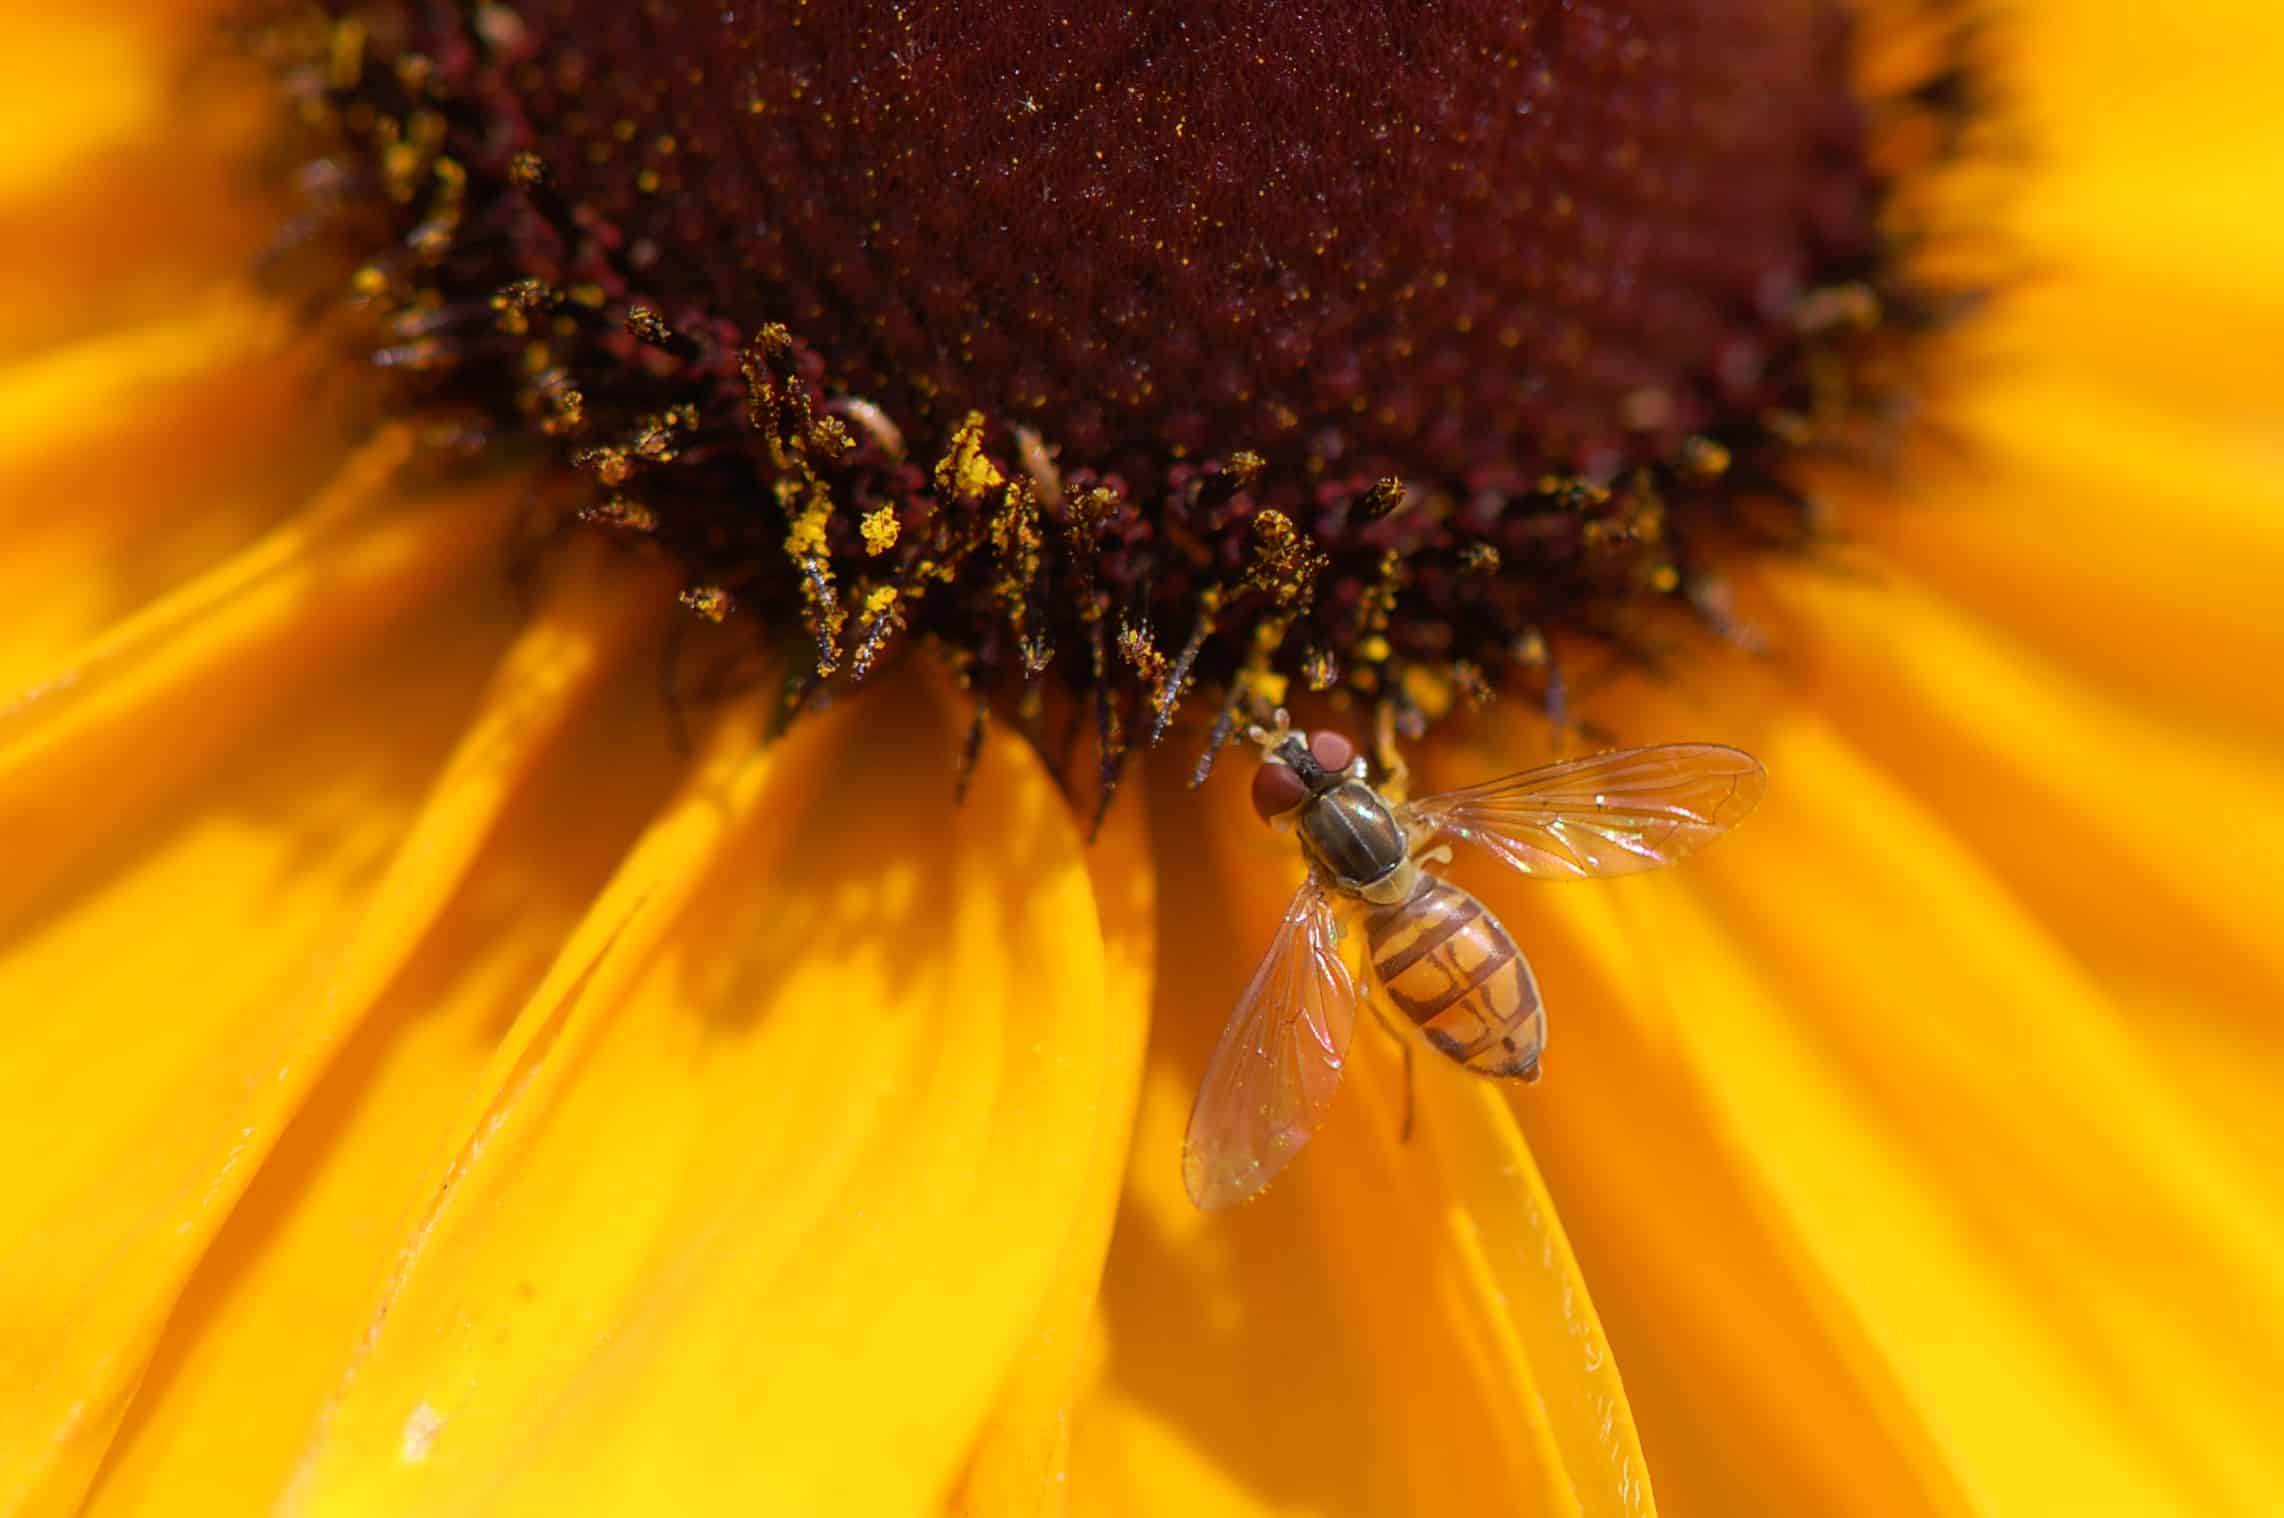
83, 567, 686, 1510
282, 671, 1118, 1514
0, 469, 525, 1514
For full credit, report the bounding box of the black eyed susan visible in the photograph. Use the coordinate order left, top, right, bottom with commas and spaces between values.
2, 1, 2280, 1515
245, 0, 1954, 807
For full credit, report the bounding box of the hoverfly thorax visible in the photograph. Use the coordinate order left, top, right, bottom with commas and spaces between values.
1253, 729, 1412, 901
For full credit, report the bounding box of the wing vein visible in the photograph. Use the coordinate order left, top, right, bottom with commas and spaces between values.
1406, 743, 1766, 882
1183, 876, 1360, 1210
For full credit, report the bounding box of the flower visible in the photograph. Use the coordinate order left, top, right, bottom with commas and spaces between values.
2, 2, 2280, 1517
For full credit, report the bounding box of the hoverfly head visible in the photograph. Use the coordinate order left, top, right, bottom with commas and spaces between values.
1246, 712, 1364, 823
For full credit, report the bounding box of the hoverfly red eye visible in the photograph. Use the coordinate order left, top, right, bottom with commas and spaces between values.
1250, 760, 1310, 821
1308, 729, 1357, 773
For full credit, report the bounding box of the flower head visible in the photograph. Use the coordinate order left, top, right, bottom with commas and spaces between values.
2, 0, 2281, 1514
253, 0, 1968, 807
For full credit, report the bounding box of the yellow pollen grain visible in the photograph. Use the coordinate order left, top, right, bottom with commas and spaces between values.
861, 506, 901, 555
575, 445, 633, 486
679, 586, 733, 622
784, 495, 832, 557
579, 496, 658, 532
934, 413, 1006, 506
1117, 620, 1170, 684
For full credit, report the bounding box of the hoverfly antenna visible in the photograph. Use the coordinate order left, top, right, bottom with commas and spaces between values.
1244, 706, 1294, 755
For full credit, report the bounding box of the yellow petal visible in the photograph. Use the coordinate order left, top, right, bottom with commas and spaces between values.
1350, 1022, 1653, 1518
1594, 708, 2284, 1514
0, 43, 266, 360
1073, 765, 1648, 1517
1848, 369, 2284, 749
1502, 886, 1980, 1518
1423, 613, 2284, 1516
0, 11, 182, 202
0, 464, 527, 1514
0, 287, 292, 493
1755, 553, 2284, 1033
283, 675, 1117, 1516
1401, 706, 1983, 1517
955, 787, 1156, 1517
0, 432, 517, 916
2007, 0, 2284, 406
0, 290, 338, 693
81, 556, 685, 1511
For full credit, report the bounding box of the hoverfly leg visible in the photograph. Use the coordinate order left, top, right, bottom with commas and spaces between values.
1379, 749, 1411, 804
1393, 827, 1455, 871
1372, 702, 1411, 802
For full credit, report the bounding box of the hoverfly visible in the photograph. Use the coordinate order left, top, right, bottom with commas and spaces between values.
1183, 713, 1766, 1210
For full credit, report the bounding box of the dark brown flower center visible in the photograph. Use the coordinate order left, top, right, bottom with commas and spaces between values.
471, 0, 1861, 485
261, 0, 1977, 808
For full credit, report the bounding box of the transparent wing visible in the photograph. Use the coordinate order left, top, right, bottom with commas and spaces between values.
1404, 743, 1766, 880
1183, 876, 1360, 1211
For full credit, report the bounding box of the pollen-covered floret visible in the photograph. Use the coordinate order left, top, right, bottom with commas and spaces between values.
252, 0, 1990, 809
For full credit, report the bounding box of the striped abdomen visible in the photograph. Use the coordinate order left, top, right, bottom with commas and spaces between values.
1363, 874, 1545, 1080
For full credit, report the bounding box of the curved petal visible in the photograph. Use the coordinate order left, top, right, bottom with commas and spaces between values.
1491, 884, 1980, 1518
0, 466, 530, 1514
1849, 368, 2284, 750
2005, 0, 2284, 409
0, 23, 267, 360
0, 10, 183, 203
1072, 764, 1649, 1517
1755, 555, 2284, 1072
1682, 748, 2284, 1514
0, 431, 518, 917
84, 548, 683, 1512
954, 788, 1155, 1517
0, 290, 351, 694
282, 674, 1117, 1516
1474, 689, 2284, 1516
